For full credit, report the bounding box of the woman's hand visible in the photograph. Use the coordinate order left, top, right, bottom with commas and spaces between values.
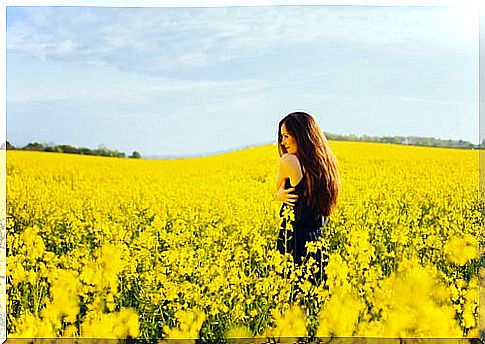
276, 185, 298, 206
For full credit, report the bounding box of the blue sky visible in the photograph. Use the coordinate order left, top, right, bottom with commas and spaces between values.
6, 3, 479, 157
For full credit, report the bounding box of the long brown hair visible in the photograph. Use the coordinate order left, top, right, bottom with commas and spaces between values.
278, 111, 340, 217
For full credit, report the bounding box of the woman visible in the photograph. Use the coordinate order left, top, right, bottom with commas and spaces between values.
275, 111, 340, 286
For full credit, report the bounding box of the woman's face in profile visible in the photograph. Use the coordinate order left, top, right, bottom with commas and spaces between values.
281, 123, 298, 154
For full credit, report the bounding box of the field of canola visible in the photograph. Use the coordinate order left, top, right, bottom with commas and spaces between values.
6, 141, 482, 340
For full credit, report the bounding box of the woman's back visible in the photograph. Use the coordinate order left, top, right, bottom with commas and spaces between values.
282, 176, 326, 230
277, 167, 326, 267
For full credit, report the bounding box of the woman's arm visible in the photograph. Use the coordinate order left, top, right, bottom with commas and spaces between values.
275, 156, 288, 191
275, 154, 302, 205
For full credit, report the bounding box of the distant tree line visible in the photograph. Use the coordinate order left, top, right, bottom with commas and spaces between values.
3, 134, 482, 158
5, 141, 142, 158
325, 133, 481, 150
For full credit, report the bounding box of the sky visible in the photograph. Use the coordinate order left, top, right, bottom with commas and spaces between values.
4, 1, 480, 157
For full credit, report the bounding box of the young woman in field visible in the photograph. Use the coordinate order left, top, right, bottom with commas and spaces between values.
275, 111, 340, 286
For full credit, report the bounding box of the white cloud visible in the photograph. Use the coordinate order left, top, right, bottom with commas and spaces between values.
7, 63, 269, 103
7, 6, 477, 76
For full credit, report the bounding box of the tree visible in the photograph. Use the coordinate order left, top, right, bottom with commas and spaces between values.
58, 144, 79, 154
5, 141, 15, 150
130, 151, 141, 159
79, 147, 92, 155
24, 142, 45, 151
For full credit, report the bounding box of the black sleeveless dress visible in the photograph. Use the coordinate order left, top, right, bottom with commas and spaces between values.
276, 175, 328, 285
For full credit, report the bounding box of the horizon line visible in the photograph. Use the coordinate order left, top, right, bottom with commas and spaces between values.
5, 132, 479, 159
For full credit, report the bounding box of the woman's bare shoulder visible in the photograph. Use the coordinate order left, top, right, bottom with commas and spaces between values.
281, 153, 299, 163
280, 154, 301, 172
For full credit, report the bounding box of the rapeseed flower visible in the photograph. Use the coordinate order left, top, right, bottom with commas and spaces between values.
6, 142, 480, 339
444, 234, 478, 266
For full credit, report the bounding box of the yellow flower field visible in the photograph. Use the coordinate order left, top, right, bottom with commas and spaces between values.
6, 141, 482, 339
